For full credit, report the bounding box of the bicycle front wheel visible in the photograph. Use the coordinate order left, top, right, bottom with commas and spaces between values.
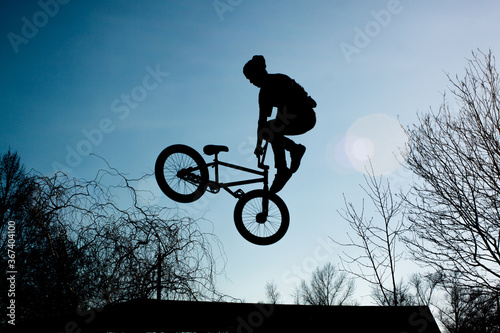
233, 190, 290, 245
155, 144, 208, 203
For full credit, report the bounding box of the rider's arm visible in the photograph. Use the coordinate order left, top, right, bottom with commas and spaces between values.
258, 88, 273, 122
256, 104, 272, 155
256, 91, 273, 149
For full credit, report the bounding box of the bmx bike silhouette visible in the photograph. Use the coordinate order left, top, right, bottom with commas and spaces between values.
155, 142, 289, 245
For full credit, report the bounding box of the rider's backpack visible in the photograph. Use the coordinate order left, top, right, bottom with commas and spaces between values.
290, 79, 317, 109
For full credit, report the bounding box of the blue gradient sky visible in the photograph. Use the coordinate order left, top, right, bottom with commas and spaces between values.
2, 0, 500, 304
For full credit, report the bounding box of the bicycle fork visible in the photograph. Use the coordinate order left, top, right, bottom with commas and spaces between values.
255, 193, 270, 223
254, 164, 271, 223
256, 142, 272, 223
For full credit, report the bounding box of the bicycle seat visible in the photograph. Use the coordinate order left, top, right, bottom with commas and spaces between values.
203, 144, 229, 156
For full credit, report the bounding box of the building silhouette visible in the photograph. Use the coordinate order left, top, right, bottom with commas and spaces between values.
17, 298, 442, 332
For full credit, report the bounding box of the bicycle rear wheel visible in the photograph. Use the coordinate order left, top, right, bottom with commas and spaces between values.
155, 144, 208, 203
233, 190, 290, 245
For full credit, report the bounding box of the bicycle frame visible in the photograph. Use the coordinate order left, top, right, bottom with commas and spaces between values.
205, 142, 270, 198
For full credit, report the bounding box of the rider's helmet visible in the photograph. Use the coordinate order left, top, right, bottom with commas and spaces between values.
243, 55, 267, 86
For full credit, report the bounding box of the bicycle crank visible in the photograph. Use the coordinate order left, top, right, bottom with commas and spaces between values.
206, 181, 220, 194
177, 168, 202, 185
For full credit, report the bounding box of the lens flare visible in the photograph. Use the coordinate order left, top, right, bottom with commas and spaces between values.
328, 114, 408, 175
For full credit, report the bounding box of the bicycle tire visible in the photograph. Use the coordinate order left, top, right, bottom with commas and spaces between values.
233, 190, 290, 245
155, 144, 208, 203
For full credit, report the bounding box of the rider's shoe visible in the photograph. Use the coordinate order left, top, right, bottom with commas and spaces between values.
290, 144, 306, 173
270, 167, 292, 193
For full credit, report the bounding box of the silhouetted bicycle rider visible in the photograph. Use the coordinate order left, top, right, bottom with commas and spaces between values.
243, 55, 317, 193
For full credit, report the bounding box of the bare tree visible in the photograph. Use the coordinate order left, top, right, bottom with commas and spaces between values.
291, 285, 301, 305
265, 280, 280, 304
403, 50, 500, 293
296, 262, 355, 306
0, 151, 229, 324
438, 273, 499, 333
0, 149, 36, 247
409, 271, 443, 307
335, 165, 409, 305
37, 159, 228, 307
0, 150, 82, 323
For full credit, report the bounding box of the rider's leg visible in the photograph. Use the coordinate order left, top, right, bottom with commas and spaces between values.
268, 132, 292, 193
270, 133, 287, 170
264, 110, 315, 192
283, 137, 296, 151
281, 110, 316, 173
280, 137, 304, 173
289, 143, 306, 173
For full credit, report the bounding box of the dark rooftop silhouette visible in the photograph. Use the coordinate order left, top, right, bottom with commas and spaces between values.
18, 299, 442, 332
